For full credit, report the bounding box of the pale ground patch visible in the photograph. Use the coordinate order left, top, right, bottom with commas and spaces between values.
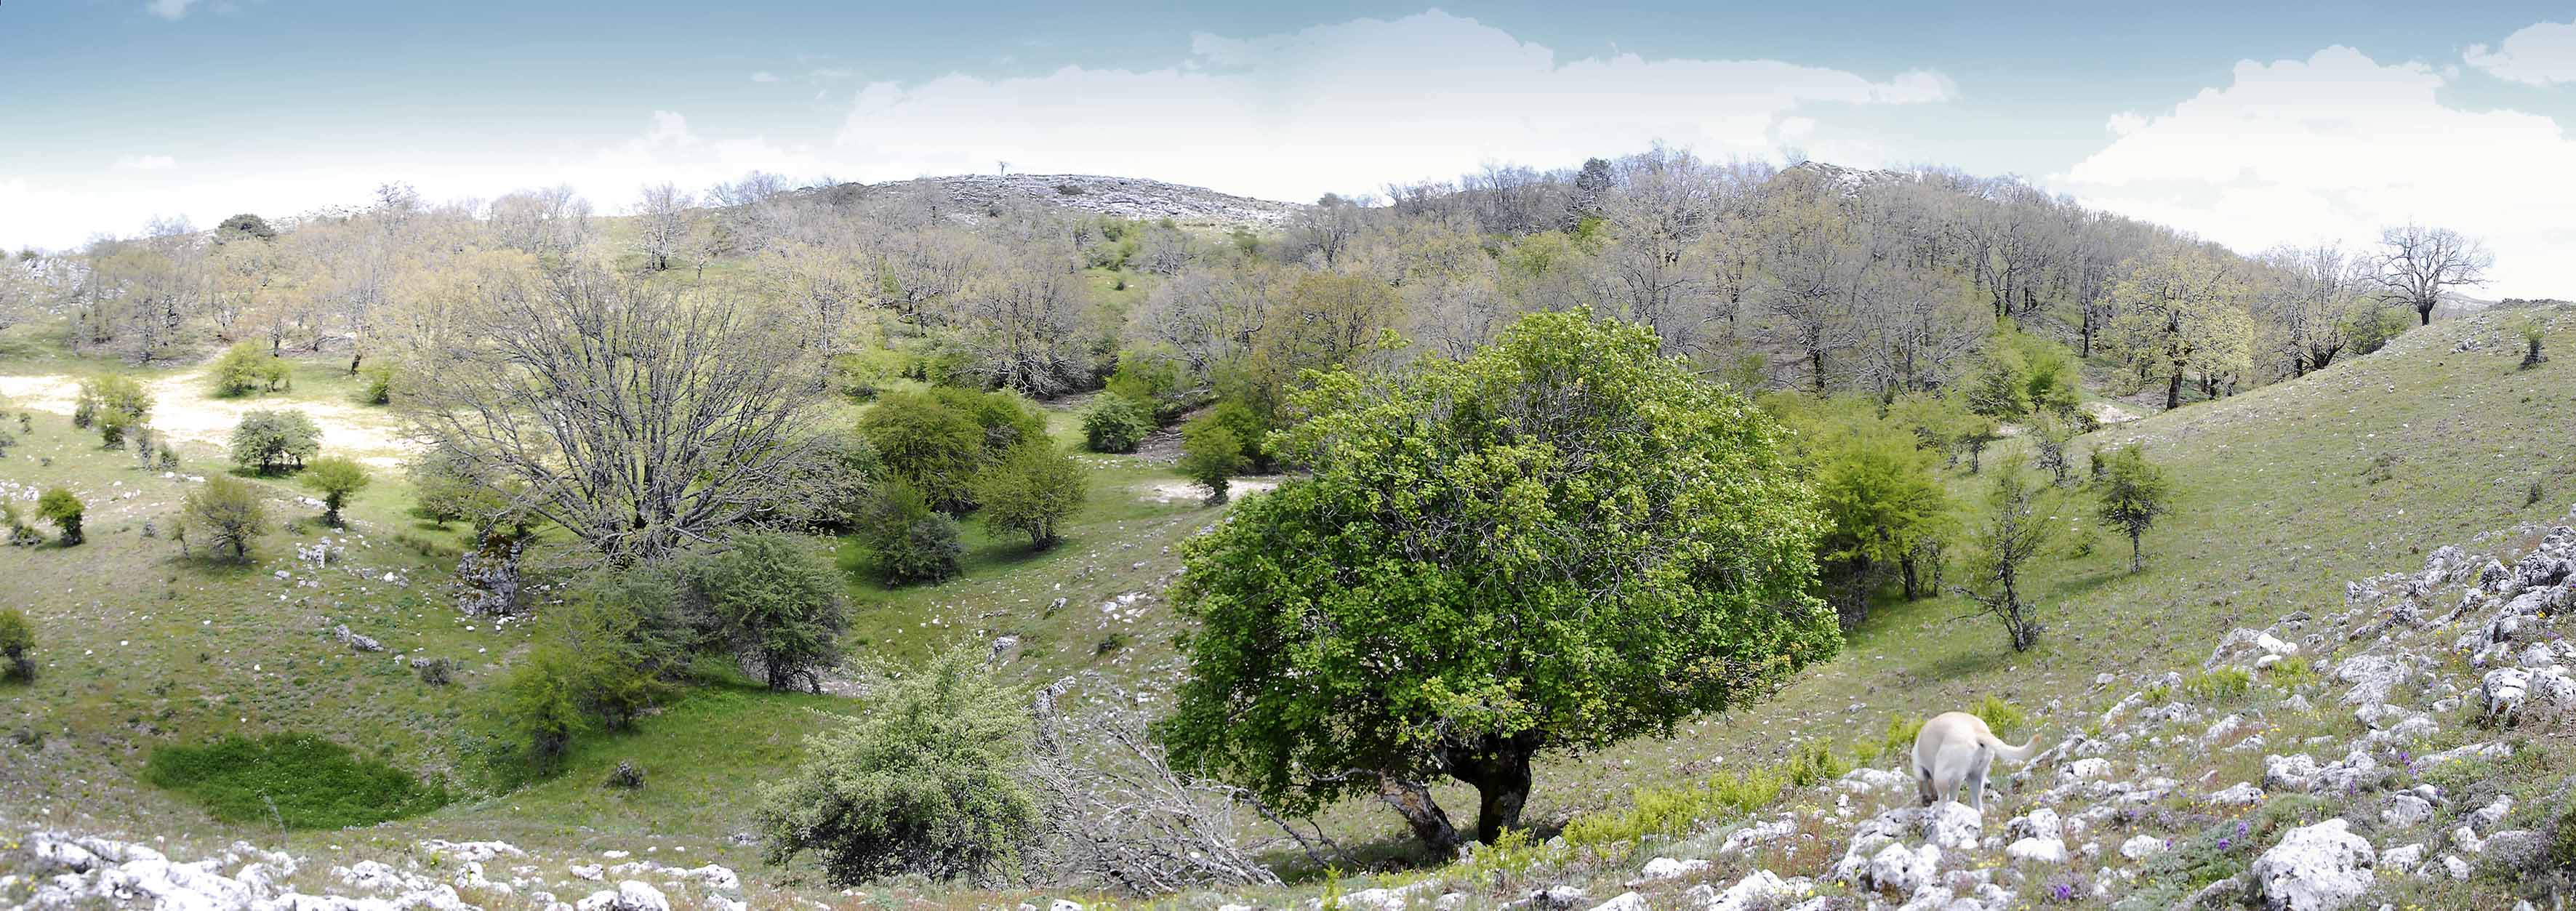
1138, 475, 1280, 504
0, 369, 417, 468
2088, 401, 2143, 425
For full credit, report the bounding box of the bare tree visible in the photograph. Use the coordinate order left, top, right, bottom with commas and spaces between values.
635, 182, 694, 272
403, 268, 822, 562
2373, 223, 2492, 326
488, 185, 593, 260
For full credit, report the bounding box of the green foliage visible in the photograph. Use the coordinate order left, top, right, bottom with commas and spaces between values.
526, 567, 699, 734
2548, 800, 2576, 871
36, 488, 82, 546
755, 649, 1038, 886
210, 342, 293, 398
407, 444, 505, 526
2094, 444, 2175, 571
497, 648, 587, 770
684, 531, 848, 691
1785, 739, 1850, 787
1560, 764, 1789, 848
1161, 309, 1837, 849
2268, 656, 2319, 690
859, 390, 985, 513
300, 456, 372, 526
1104, 355, 1190, 420
2180, 667, 2252, 702
1808, 412, 1952, 617
183, 476, 268, 561
214, 212, 278, 242
1855, 715, 1926, 763
76, 374, 152, 446
1176, 418, 1245, 505
1966, 326, 2082, 420
143, 733, 448, 829
1079, 394, 1153, 454
1205, 398, 1273, 471
358, 364, 395, 404
230, 409, 321, 474
1957, 456, 2059, 651
858, 481, 964, 586
930, 387, 1050, 462
2341, 303, 2413, 356
1972, 695, 2028, 742
974, 442, 1087, 547
0, 607, 33, 682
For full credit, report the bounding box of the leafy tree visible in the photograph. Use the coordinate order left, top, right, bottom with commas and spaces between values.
2093, 444, 2174, 571
301, 457, 372, 526
975, 443, 1086, 548
1811, 417, 1952, 614
2029, 411, 2079, 485
1953, 455, 2058, 651
36, 488, 82, 546
183, 476, 268, 561
209, 342, 289, 397
214, 213, 278, 243
859, 482, 963, 586
230, 409, 321, 474
77, 375, 152, 447
1160, 310, 1836, 853
0, 607, 33, 682
1204, 398, 1273, 472
496, 646, 585, 769
539, 568, 697, 731
408, 444, 505, 526
859, 390, 985, 513
1104, 355, 1188, 420
1079, 394, 1152, 454
684, 531, 848, 691
931, 387, 1050, 463
756, 648, 1038, 886
2104, 247, 2258, 410
1176, 419, 1245, 505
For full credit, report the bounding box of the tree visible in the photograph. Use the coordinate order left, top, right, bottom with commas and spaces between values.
214, 213, 278, 244
2373, 224, 2492, 326
402, 269, 823, 563
2093, 444, 2173, 571
636, 183, 694, 271
858, 390, 986, 514
302, 457, 372, 526
1080, 394, 1153, 454
685, 531, 848, 692
1952, 456, 2057, 651
184, 476, 268, 561
230, 409, 321, 474
756, 648, 1039, 886
976, 443, 1086, 548
2103, 246, 2257, 410
36, 489, 82, 546
858, 481, 964, 586
1176, 419, 1245, 505
1160, 310, 1836, 854
77, 374, 153, 447
211, 342, 272, 396
1811, 417, 1952, 615
407, 444, 505, 526
0, 607, 35, 682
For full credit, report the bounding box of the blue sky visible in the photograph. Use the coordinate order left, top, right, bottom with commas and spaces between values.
4, 1, 2573, 294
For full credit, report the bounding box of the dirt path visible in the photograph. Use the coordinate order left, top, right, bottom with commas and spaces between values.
0, 369, 417, 467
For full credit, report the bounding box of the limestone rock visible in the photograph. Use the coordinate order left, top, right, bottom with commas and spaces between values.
2247, 819, 2375, 911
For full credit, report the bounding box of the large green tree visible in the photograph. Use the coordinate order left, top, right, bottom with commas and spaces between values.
1160, 310, 1836, 854
1811, 416, 1952, 614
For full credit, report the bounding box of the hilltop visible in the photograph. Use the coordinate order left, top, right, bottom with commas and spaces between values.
799, 173, 1305, 227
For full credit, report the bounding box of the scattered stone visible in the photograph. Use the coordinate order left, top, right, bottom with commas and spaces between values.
2248, 819, 2375, 911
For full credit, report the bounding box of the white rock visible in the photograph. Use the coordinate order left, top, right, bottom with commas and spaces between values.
2058, 758, 2111, 784
1052, 901, 1086, 911
2382, 795, 2433, 828
1704, 870, 1800, 911
1924, 802, 1984, 851
1586, 891, 1647, 911
2248, 819, 2375, 911
1866, 843, 1939, 894
2441, 854, 2473, 879
577, 880, 671, 911
1633, 856, 1709, 882
2380, 843, 2424, 875
2258, 633, 2299, 656
2337, 654, 2410, 705
2212, 782, 2266, 805
2263, 755, 2321, 792
2469, 795, 2513, 832
570, 864, 604, 880
2007, 837, 2069, 864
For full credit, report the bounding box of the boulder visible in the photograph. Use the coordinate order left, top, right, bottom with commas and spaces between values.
2381, 795, 2433, 828
1697, 870, 1802, 911
2121, 835, 2167, 861
1587, 892, 1647, 911
2006, 837, 2069, 864
2263, 755, 2321, 792
2212, 782, 2266, 806
2336, 655, 2410, 705
2248, 819, 2375, 911
1865, 843, 1940, 895
2379, 843, 2424, 875
2483, 830, 2547, 871
1632, 856, 1708, 883
577, 880, 672, 911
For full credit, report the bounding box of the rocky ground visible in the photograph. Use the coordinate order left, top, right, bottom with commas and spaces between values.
806, 174, 1303, 228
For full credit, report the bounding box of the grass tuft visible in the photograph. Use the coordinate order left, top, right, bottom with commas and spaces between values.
142, 731, 449, 830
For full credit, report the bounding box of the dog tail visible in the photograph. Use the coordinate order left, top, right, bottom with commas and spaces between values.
1981, 732, 2041, 764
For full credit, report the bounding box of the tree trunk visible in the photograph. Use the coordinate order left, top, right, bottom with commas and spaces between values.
1376, 775, 1461, 856
2164, 370, 2183, 411
2130, 532, 2145, 573
2417, 302, 2433, 326
1901, 554, 1920, 600
1446, 740, 1537, 846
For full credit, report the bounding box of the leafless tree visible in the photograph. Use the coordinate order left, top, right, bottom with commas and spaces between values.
635, 182, 694, 272
1289, 193, 1368, 268
488, 185, 593, 260
941, 260, 1097, 396
2372, 223, 2492, 326
402, 268, 823, 562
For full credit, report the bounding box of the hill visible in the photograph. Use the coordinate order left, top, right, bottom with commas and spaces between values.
800, 173, 1305, 227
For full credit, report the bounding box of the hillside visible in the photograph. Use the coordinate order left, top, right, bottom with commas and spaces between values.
800, 173, 1305, 227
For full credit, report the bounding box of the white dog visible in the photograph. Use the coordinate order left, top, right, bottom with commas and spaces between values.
1911, 711, 2041, 813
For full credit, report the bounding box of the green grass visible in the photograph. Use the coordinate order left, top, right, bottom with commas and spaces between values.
143, 731, 449, 830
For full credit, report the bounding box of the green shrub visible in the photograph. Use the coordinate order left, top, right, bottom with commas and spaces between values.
1560, 765, 1787, 848
685, 531, 848, 692
407, 444, 502, 526
858, 481, 963, 586
183, 476, 268, 561
76, 374, 152, 447
859, 390, 984, 513
1973, 695, 2028, 742
230, 409, 321, 474
1177, 418, 1245, 505
142, 733, 448, 829
496, 648, 586, 771
1080, 395, 1153, 454
976, 443, 1087, 547
36, 488, 82, 547
931, 387, 1049, 462
1105, 356, 1190, 420
1205, 398, 1272, 471
301, 457, 372, 526
755, 648, 1039, 885
2181, 668, 2252, 702
358, 364, 394, 404
1785, 740, 1850, 787
211, 342, 272, 397
0, 607, 33, 682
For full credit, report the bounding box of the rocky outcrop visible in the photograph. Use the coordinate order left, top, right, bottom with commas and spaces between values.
2249, 819, 2375, 911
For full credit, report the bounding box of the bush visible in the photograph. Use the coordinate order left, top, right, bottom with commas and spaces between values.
36, 488, 82, 546
1177, 419, 1245, 505
358, 364, 396, 404
497, 647, 586, 769
859, 482, 963, 586
414, 657, 454, 686
1080, 395, 1153, 454
211, 342, 274, 397
931, 387, 1051, 462
858, 390, 985, 513
408, 444, 503, 526
1205, 398, 1272, 471
685, 531, 848, 691
302, 457, 372, 526
230, 409, 321, 474
1105, 356, 1191, 420
142, 733, 448, 829
0, 608, 33, 682
76, 374, 153, 447
976, 443, 1087, 547
184, 476, 268, 561
606, 760, 646, 790
755, 649, 1039, 886
1972, 695, 2028, 742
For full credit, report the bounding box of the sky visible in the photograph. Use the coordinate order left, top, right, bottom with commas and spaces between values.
2, 1, 2572, 295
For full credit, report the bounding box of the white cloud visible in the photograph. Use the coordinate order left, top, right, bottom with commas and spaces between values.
750, 71, 779, 83
830, 9, 1951, 200
2056, 45, 2576, 297
113, 155, 177, 171
144, 0, 200, 20
2466, 18, 2576, 85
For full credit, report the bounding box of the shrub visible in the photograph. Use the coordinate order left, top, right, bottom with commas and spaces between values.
301, 457, 372, 526
2182, 667, 2252, 702
1177, 418, 1245, 505
859, 390, 984, 513
606, 760, 646, 790
976, 443, 1087, 548
36, 488, 82, 546
497, 647, 586, 770
184, 475, 268, 561
142, 733, 448, 829
0, 608, 33, 682
407, 444, 505, 526
1105, 356, 1190, 420
859, 481, 963, 586
211, 342, 272, 397
756, 649, 1039, 885
1973, 695, 2029, 742
358, 364, 395, 404
414, 657, 455, 686
230, 409, 321, 474
77, 374, 152, 447
537, 568, 699, 731
2093, 444, 2173, 571
1080, 394, 1153, 454
931, 387, 1051, 462
685, 531, 848, 691
1205, 398, 1272, 471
